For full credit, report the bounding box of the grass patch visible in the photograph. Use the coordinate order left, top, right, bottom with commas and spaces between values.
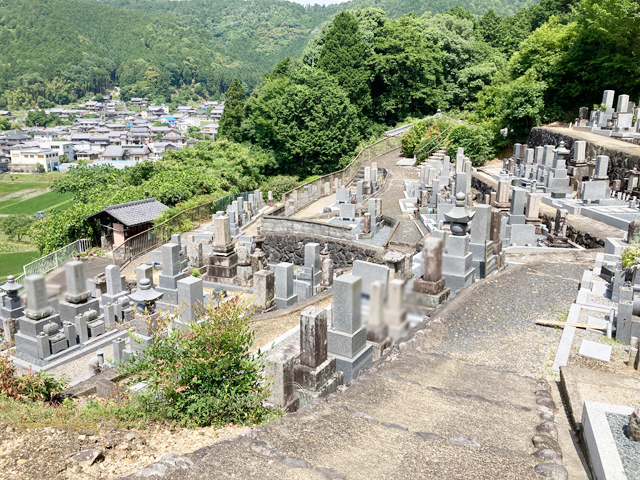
0, 191, 73, 215
0, 172, 64, 183
0, 250, 39, 281
0, 395, 153, 432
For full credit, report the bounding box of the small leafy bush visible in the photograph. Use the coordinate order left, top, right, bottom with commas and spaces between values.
445, 122, 501, 166
0, 353, 66, 402
622, 245, 640, 270
119, 296, 271, 427
259, 175, 299, 202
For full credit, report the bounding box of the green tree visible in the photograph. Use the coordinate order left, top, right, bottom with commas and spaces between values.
476, 72, 547, 140
0, 117, 10, 130
0, 216, 35, 242
257, 67, 360, 176
218, 79, 246, 143
317, 11, 373, 123
477, 9, 502, 47
372, 14, 444, 124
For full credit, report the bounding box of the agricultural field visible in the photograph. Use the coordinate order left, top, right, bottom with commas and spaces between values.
0, 172, 69, 215
0, 172, 66, 280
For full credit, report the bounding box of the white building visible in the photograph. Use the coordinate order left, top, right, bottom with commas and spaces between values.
9, 147, 60, 172
40, 141, 75, 162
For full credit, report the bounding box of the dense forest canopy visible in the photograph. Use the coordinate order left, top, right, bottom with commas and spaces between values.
0, 0, 540, 108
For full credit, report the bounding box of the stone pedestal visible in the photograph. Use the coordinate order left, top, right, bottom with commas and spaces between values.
264, 344, 300, 412
327, 274, 373, 383
442, 234, 475, 292
254, 270, 275, 310
274, 262, 298, 309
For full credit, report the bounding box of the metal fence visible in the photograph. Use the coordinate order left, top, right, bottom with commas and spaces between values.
111, 191, 252, 268
15, 239, 91, 283
279, 136, 402, 215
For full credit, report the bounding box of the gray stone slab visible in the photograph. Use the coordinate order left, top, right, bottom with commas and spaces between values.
352, 260, 389, 297
333, 274, 362, 334
582, 401, 633, 480
578, 339, 612, 362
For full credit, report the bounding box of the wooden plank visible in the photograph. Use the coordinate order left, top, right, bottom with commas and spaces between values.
536, 319, 607, 330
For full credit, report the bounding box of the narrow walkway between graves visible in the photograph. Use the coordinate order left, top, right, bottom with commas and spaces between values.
121, 251, 593, 480
372, 149, 424, 249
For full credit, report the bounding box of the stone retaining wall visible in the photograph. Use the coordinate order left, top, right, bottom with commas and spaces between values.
527, 127, 640, 182
262, 234, 385, 268
540, 213, 605, 249
471, 174, 496, 198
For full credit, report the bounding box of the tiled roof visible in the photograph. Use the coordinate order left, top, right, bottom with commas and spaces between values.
87, 198, 168, 227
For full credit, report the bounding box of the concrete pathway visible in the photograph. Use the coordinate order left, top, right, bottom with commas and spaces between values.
121, 252, 593, 480
372, 150, 424, 250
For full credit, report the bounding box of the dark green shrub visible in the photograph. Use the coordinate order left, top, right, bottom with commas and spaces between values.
445, 122, 502, 166
119, 296, 271, 427
259, 175, 299, 202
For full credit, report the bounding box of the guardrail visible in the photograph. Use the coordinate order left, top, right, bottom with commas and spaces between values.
111, 191, 253, 268
384, 124, 414, 137
414, 125, 454, 160
279, 136, 402, 216
15, 239, 91, 283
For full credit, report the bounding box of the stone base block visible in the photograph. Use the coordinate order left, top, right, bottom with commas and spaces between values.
274, 294, 298, 310
156, 286, 178, 304
294, 371, 343, 408
212, 243, 235, 254
333, 343, 373, 383
328, 326, 367, 358
14, 332, 39, 359
384, 308, 407, 328
443, 268, 475, 293
412, 277, 446, 295
202, 274, 237, 285
405, 287, 450, 309
101, 291, 129, 306
59, 298, 100, 324
294, 356, 337, 392
366, 325, 389, 345
388, 321, 410, 343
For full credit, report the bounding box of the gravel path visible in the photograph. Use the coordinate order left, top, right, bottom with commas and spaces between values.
432, 251, 596, 380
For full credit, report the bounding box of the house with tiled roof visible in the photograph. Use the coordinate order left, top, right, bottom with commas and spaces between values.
86, 198, 168, 249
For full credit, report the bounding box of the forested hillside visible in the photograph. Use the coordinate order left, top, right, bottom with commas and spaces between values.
0, 0, 539, 108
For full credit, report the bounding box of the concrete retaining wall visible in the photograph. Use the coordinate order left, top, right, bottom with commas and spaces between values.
261, 216, 355, 241
527, 127, 640, 182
